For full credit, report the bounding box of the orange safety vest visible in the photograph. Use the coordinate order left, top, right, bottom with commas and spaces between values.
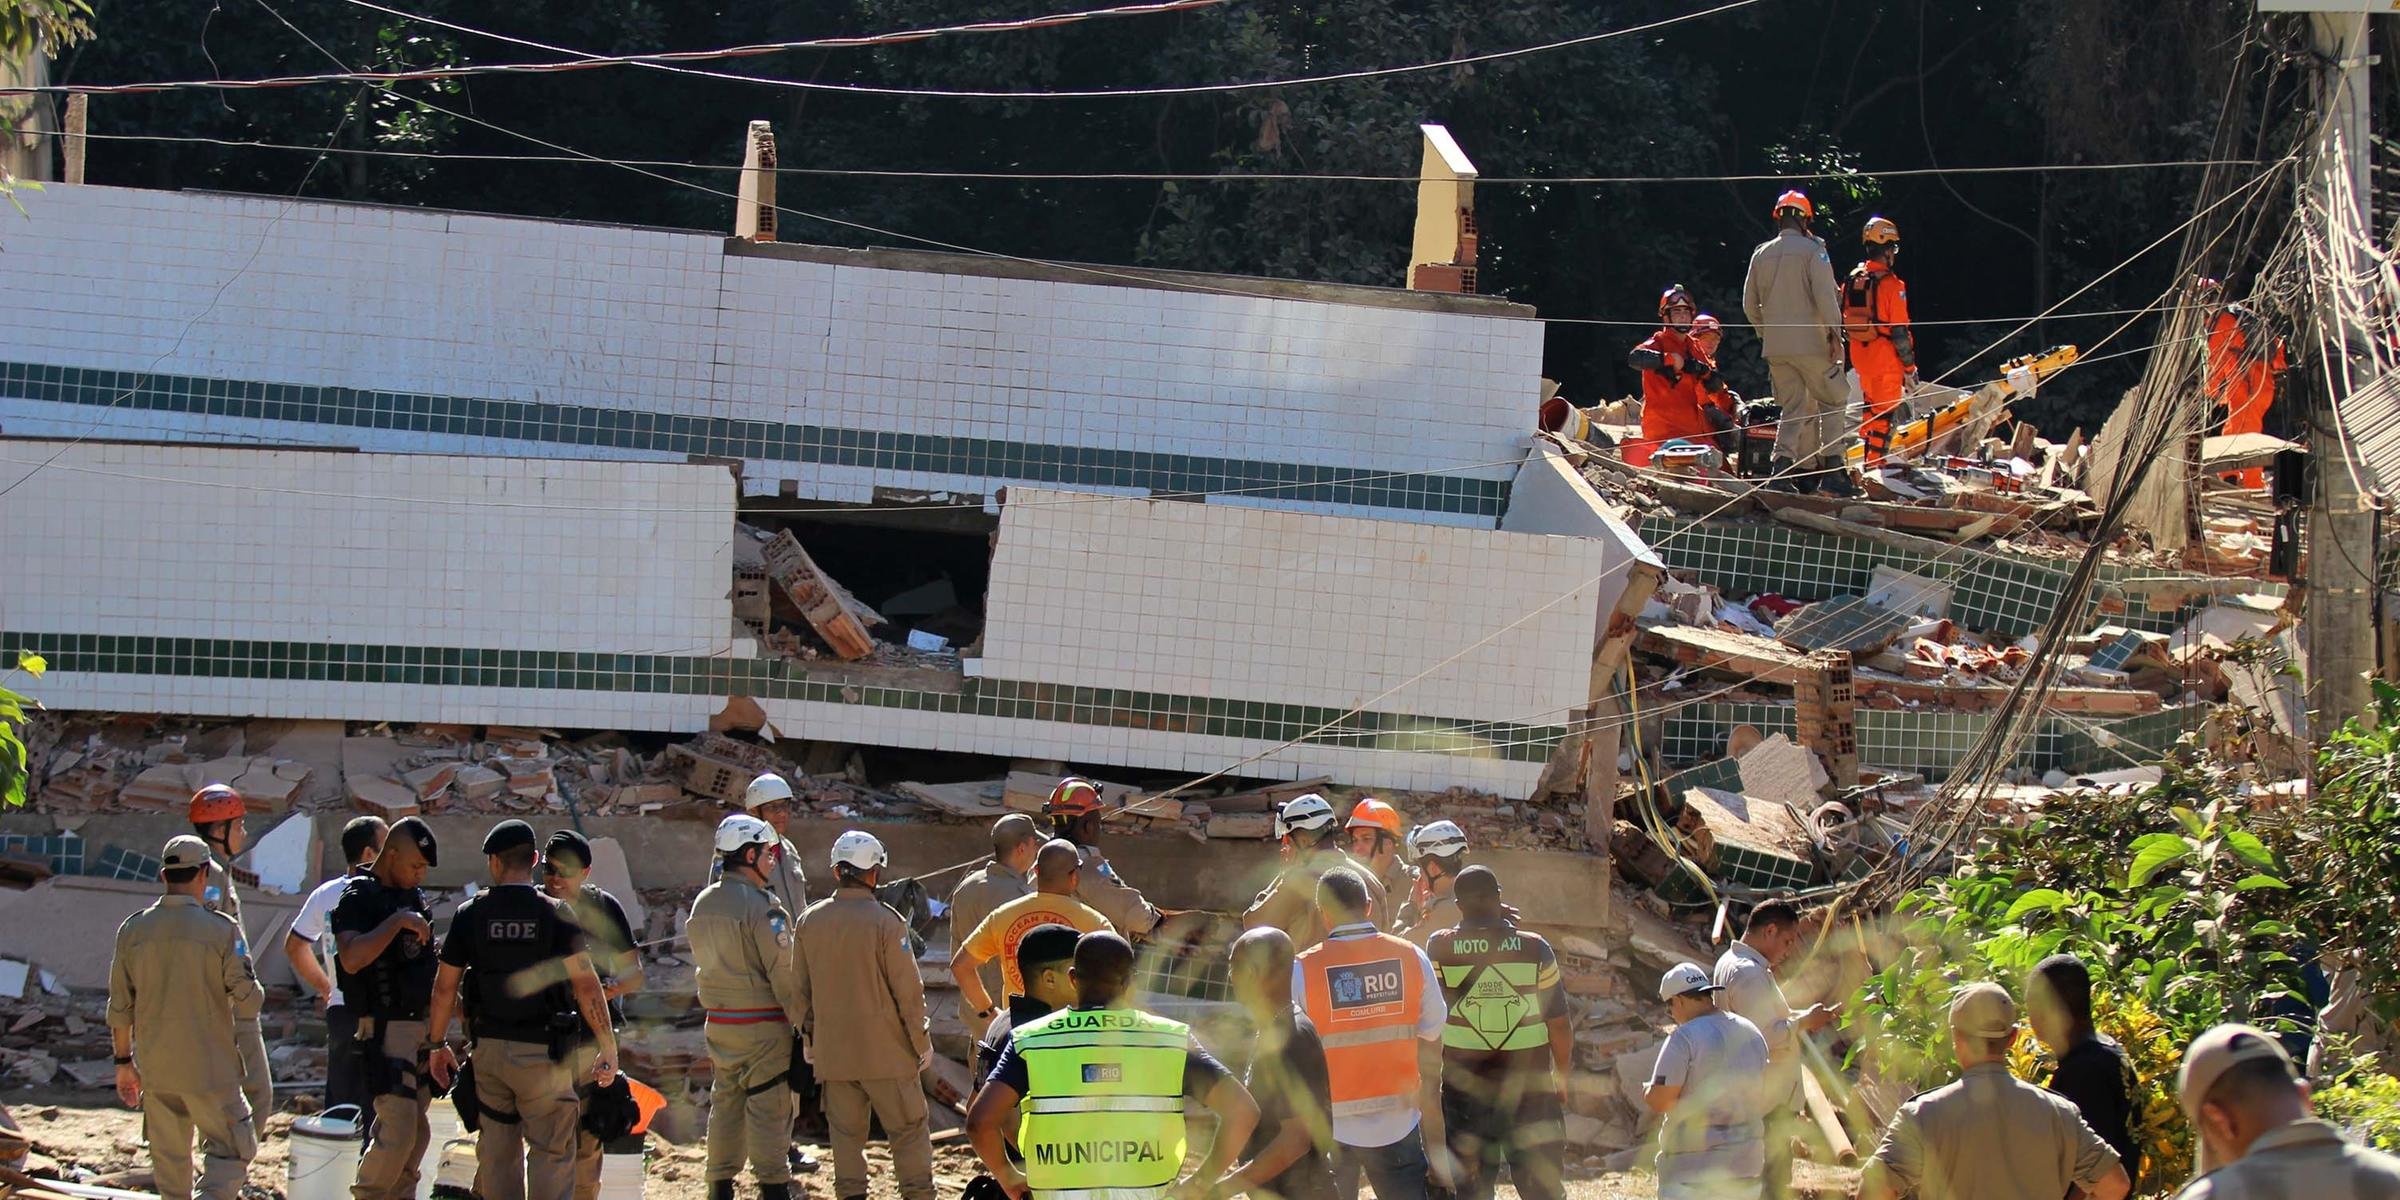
1296, 926, 1424, 1120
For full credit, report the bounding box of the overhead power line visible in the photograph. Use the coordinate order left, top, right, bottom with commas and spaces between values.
4, 0, 1764, 100
0, 0, 1229, 96
50, 129, 2258, 186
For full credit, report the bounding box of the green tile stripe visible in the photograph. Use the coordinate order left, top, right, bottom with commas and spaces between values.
0, 361, 1507, 519
1636, 516, 2284, 637
1, 634, 1562, 763
1659, 698, 2187, 782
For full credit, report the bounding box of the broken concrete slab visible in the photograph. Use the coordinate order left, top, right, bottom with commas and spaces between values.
895, 780, 1009, 819
1864, 565, 1953, 619
349, 775, 419, 821
585, 837, 648, 934
1774, 596, 1914, 655
1738, 734, 1831, 807
1205, 812, 1276, 839
247, 813, 316, 896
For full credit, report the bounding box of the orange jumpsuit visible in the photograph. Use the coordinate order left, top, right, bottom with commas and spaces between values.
1844, 260, 1914, 466
1624, 328, 1730, 466
2206, 307, 2286, 488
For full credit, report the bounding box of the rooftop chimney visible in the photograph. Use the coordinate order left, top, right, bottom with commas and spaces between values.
736, 120, 778, 243
1407, 124, 1478, 293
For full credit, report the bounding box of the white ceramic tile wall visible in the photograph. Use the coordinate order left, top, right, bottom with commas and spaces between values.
0, 185, 1538, 526
981, 488, 1618, 725
0, 440, 739, 727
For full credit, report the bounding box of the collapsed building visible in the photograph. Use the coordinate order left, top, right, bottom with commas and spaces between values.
1, 125, 2393, 1170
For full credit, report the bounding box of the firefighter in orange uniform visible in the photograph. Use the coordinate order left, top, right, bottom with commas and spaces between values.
1844, 217, 1915, 469
2198, 277, 2288, 489
1294, 868, 1451, 1200
1627, 286, 1728, 467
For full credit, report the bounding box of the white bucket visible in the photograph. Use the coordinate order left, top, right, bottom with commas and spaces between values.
596, 1150, 645, 1200
287, 1105, 364, 1200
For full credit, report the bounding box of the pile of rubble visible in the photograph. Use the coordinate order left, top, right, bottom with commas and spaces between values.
17, 716, 917, 825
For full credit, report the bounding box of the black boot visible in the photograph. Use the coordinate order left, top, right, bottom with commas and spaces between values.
761, 1185, 793, 1200
712, 1181, 736, 1200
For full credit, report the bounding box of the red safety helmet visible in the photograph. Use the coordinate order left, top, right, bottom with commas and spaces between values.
189, 784, 246, 825
1773, 189, 1814, 220
1690, 314, 1724, 338
1658, 284, 1696, 319
1346, 798, 1405, 839
1045, 777, 1104, 817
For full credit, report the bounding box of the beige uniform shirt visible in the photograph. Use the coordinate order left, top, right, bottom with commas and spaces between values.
792, 887, 931, 1082
107, 896, 263, 1096
1397, 892, 1461, 948
1865, 1062, 2121, 1200
689, 877, 799, 1019
2176, 1120, 2400, 1200
1243, 848, 1388, 950
1073, 844, 1160, 937
707, 838, 810, 921
202, 857, 244, 931
949, 859, 1032, 1002
1741, 229, 1843, 360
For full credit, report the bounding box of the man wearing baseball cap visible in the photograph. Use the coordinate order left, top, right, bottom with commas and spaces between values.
2176, 1022, 2400, 1197
1859, 982, 2129, 1200
1645, 963, 1767, 1200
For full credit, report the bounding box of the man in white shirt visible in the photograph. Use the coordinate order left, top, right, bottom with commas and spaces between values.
282, 816, 386, 1112
1712, 901, 1837, 1200
1291, 869, 1453, 1200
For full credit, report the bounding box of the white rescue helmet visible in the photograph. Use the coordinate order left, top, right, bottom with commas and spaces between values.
1279, 793, 1338, 836
832, 829, 889, 871
743, 772, 795, 810
715, 813, 777, 854
1411, 819, 1468, 861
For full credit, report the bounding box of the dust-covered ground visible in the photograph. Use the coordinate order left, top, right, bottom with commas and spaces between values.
3, 1088, 1861, 1200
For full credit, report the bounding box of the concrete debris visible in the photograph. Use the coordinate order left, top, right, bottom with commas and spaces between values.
758, 527, 884, 661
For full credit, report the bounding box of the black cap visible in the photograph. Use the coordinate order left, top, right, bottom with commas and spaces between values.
1014, 923, 1082, 973
482, 819, 537, 856
391, 816, 438, 868
1454, 864, 1502, 902
544, 829, 592, 871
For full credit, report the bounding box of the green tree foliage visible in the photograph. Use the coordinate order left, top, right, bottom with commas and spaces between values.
1849, 683, 2400, 1192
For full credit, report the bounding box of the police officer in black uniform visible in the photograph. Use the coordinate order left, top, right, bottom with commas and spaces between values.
424, 821, 619, 1200
330, 816, 442, 1200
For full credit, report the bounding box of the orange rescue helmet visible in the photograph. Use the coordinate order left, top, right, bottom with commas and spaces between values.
1346, 798, 1404, 839
1658, 284, 1696, 319
1773, 190, 1814, 220
1045, 777, 1104, 817
1689, 314, 1724, 339
1862, 216, 1901, 246
189, 784, 246, 825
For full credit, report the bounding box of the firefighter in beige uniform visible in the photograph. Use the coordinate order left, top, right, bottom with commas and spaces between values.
691, 815, 804, 1200
109, 835, 264, 1200
190, 785, 274, 1126
1045, 777, 1162, 937
793, 831, 936, 1200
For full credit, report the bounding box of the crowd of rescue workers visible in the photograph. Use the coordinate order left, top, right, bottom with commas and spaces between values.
1617, 190, 2284, 492
109, 769, 2391, 1200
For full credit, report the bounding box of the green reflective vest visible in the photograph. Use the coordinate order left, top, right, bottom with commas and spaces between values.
1013, 1006, 1190, 1199
1433, 931, 1554, 1053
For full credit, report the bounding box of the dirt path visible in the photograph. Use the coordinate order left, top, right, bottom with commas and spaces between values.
4, 1089, 1855, 1200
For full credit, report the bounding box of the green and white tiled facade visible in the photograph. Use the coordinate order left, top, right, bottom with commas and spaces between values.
0, 185, 1532, 528
0, 442, 1615, 796
1637, 517, 2286, 638
1661, 700, 2197, 782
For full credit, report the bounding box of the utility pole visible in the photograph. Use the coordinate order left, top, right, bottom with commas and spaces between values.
2267, 0, 2383, 733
